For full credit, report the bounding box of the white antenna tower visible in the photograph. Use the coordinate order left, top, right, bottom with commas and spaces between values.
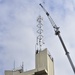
36, 15, 45, 51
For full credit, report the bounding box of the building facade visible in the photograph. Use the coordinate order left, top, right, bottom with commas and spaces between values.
5, 48, 54, 75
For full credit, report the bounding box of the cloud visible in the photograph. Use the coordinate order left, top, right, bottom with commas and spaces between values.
0, 0, 75, 75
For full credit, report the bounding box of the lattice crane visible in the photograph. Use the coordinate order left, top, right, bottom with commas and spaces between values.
39, 3, 75, 74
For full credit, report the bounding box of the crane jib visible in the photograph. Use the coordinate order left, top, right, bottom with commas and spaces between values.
39, 3, 75, 74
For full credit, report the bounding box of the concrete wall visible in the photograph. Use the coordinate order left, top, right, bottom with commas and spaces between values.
5, 70, 20, 75
5, 69, 36, 75
47, 52, 54, 75
35, 48, 54, 75
35, 49, 48, 70
5, 48, 54, 75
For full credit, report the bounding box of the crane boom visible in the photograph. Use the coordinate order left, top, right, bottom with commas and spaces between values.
39, 3, 75, 73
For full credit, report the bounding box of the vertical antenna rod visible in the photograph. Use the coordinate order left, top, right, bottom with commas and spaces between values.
39, 4, 75, 73
13, 60, 15, 75
22, 62, 24, 72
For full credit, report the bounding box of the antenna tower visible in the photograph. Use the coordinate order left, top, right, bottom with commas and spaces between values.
36, 15, 44, 51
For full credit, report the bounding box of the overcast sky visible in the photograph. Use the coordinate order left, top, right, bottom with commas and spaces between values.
0, 0, 75, 75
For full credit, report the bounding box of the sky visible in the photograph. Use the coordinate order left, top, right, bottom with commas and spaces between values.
0, 0, 75, 75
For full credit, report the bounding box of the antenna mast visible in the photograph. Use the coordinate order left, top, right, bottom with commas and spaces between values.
39, 4, 75, 73
36, 15, 44, 51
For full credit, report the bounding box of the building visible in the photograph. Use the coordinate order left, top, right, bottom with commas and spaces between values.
5, 48, 54, 75
5, 15, 54, 75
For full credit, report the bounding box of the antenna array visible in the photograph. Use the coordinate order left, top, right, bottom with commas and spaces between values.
36, 15, 44, 51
